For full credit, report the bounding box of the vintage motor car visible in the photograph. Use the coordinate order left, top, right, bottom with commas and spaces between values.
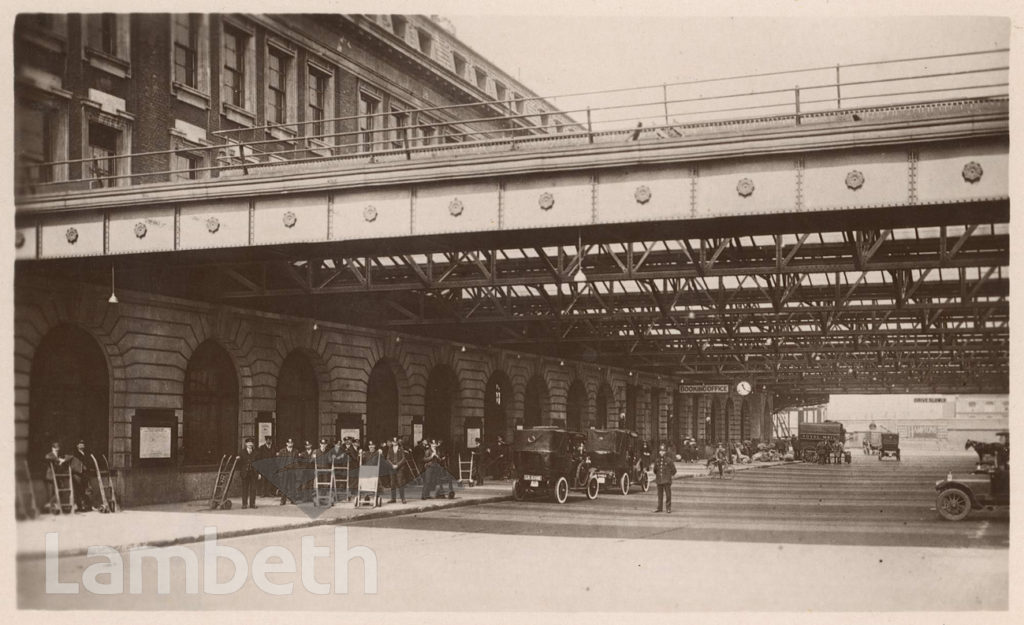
935, 432, 1009, 521
512, 427, 599, 504
585, 428, 650, 495
934, 466, 1009, 521
878, 432, 900, 461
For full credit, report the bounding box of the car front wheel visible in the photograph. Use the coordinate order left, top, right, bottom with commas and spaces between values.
513, 479, 526, 501
619, 472, 630, 496
554, 476, 569, 504
936, 488, 972, 521
640, 471, 650, 492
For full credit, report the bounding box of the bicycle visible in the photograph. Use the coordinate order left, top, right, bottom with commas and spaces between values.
706, 459, 736, 480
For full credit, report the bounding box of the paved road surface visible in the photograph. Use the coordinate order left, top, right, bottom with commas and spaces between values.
18, 451, 1008, 611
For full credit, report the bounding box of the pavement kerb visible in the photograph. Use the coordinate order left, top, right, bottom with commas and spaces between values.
18, 492, 514, 561
23, 462, 796, 560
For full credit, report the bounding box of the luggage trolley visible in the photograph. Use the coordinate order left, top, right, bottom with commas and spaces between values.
354, 455, 383, 508
313, 460, 334, 507
16, 460, 39, 520
458, 452, 476, 486
49, 462, 76, 515
332, 458, 352, 503
90, 454, 119, 513
211, 454, 239, 509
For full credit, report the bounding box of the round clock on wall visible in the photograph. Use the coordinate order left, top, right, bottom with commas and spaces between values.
736, 381, 752, 396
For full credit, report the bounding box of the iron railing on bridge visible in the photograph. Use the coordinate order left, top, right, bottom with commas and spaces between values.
16, 48, 1009, 196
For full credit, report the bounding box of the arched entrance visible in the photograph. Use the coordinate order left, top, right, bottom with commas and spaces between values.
724, 400, 733, 444
595, 384, 611, 429
29, 324, 109, 465
691, 397, 701, 442
566, 379, 587, 432
366, 359, 400, 445
523, 375, 547, 427
740, 399, 750, 441
424, 365, 459, 442
484, 370, 510, 443
277, 351, 319, 446
183, 341, 238, 465
625, 384, 638, 431
708, 399, 719, 444
650, 388, 662, 445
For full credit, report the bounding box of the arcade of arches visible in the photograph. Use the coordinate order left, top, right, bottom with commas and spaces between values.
16, 296, 769, 504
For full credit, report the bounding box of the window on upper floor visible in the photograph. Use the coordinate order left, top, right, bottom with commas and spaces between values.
416, 114, 438, 147
83, 14, 130, 75
452, 52, 467, 78
173, 152, 201, 181
16, 94, 69, 189
222, 25, 248, 109
86, 120, 123, 187
539, 111, 550, 131
173, 14, 200, 89
358, 91, 380, 152
512, 93, 525, 115
307, 65, 333, 141
391, 15, 407, 40
266, 47, 289, 125
417, 29, 433, 56
474, 67, 488, 91
389, 104, 409, 150
493, 80, 507, 103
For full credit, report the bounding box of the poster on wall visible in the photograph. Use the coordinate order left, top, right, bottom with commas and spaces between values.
139, 426, 172, 459
466, 428, 482, 447
258, 421, 274, 443
413, 423, 423, 445
340, 428, 361, 442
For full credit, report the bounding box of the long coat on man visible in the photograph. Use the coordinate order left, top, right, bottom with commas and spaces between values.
653, 454, 677, 485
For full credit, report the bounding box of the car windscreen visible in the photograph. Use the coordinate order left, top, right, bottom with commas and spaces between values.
513, 429, 565, 452
586, 430, 624, 453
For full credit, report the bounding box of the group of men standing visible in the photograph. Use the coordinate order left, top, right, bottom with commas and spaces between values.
235, 435, 451, 509
43, 439, 102, 512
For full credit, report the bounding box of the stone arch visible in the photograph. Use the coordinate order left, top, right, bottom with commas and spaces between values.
484, 368, 513, 443
183, 339, 239, 465
566, 378, 588, 432
366, 357, 404, 445
740, 398, 751, 441
276, 349, 321, 446
523, 374, 549, 427
595, 382, 613, 429
724, 397, 734, 444
28, 323, 111, 466
424, 363, 460, 443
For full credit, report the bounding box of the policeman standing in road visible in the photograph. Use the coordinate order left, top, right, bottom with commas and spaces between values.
653, 443, 677, 513
238, 437, 259, 509
277, 438, 300, 505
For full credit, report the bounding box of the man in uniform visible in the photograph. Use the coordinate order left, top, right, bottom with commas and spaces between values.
276, 438, 300, 505
238, 437, 259, 509
257, 436, 275, 497
385, 438, 408, 504
70, 439, 98, 512
653, 443, 677, 513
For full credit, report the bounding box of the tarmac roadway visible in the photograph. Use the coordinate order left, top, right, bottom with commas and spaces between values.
17, 450, 1009, 612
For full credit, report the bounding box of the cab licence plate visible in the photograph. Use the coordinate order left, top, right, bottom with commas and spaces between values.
530, 480, 539, 487
597, 477, 606, 484
524, 474, 542, 481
